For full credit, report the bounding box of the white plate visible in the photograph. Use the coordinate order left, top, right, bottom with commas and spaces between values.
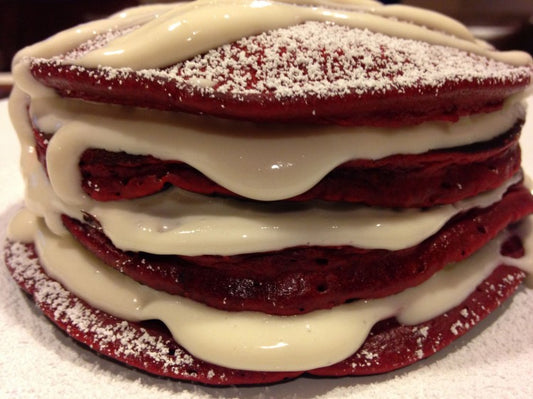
0, 98, 532, 399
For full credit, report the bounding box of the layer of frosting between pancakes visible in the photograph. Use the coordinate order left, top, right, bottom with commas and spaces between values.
7, 0, 533, 375
8, 211, 533, 371
26, 93, 528, 203
9, 85, 527, 255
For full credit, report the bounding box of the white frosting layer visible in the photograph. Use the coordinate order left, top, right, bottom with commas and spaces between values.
76, 175, 521, 255
14, 0, 531, 68
26, 92, 527, 203
8, 86, 523, 255
6, 211, 531, 371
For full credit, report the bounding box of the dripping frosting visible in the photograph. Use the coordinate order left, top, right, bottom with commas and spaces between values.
7, 211, 533, 371
15, 0, 530, 69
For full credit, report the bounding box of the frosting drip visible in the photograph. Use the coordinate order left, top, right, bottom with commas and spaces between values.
8, 86, 524, 255
13, 0, 532, 71
7, 212, 530, 372
72, 0, 533, 68
28, 94, 526, 203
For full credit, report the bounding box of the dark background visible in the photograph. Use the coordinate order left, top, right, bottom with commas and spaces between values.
1, 0, 532, 72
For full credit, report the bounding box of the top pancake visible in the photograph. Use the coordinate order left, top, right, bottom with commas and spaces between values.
28, 21, 532, 126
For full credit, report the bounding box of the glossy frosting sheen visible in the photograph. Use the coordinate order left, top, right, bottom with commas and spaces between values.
8, 211, 533, 371
7, 0, 533, 373
9, 85, 525, 255
33, 94, 526, 203
15, 0, 531, 68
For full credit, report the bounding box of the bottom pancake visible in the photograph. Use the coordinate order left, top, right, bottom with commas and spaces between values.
3, 233, 527, 386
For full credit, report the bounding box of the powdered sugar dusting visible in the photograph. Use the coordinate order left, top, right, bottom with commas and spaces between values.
174, 21, 530, 99
3, 239, 226, 383
31, 21, 531, 101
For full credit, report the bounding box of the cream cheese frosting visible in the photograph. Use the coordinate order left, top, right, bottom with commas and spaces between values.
7, 211, 533, 371
34, 95, 527, 203
8, 86, 525, 255
14, 0, 531, 68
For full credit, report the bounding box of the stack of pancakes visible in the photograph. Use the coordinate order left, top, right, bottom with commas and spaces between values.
5, 0, 533, 385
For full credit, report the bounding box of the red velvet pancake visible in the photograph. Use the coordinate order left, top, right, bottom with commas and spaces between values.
33, 122, 523, 207
29, 22, 532, 126
61, 181, 533, 315
3, 234, 527, 385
